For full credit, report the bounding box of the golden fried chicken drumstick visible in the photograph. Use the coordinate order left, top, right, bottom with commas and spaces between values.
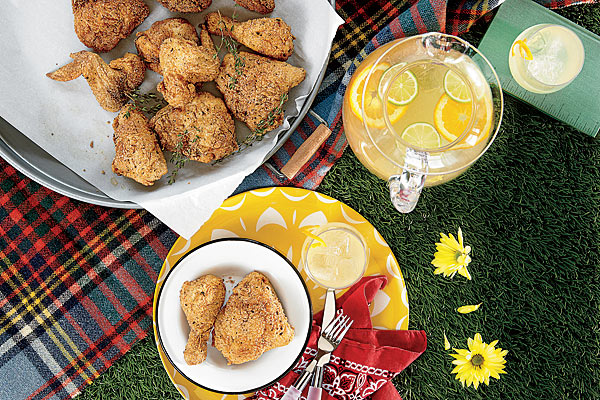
205, 13, 294, 61
214, 271, 294, 365
234, 0, 274, 14
150, 92, 238, 163
112, 106, 167, 186
216, 52, 305, 133
157, 27, 220, 108
72, 0, 149, 52
180, 275, 226, 365
135, 18, 200, 74
47, 51, 145, 112
156, 0, 212, 13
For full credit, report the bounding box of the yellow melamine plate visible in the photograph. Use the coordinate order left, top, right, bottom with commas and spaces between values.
152, 187, 409, 399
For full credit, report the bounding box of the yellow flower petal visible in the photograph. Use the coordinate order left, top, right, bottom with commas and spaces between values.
457, 303, 482, 314
444, 333, 451, 350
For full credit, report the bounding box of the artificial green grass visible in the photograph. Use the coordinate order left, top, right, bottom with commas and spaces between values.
78, 4, 600, 400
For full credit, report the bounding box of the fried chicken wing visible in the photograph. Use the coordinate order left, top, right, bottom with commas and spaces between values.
150, 92, 238, 163
72, 0, 149, 52
214, 271, 294, 365
234, 0, 274, 14
112, 105, 167, 186
135, 18, 200, 74
180, 275, 226, 365
156, 0, 212, 13
206, 13, 293, 61
47, 51, 146, 112
216, 52, 305, 133
157, 28, 220, 107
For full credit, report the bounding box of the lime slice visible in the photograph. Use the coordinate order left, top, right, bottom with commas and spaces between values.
377, 62, 407, 99
385, 71, 418, 106
401, 122, 441, 149
444, 70, 471, 103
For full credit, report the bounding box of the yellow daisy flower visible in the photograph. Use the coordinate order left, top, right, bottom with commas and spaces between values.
450, 333, 508, 389
431, 227, 472, 280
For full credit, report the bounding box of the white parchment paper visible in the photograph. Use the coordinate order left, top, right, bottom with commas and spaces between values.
0, 0, 343, 238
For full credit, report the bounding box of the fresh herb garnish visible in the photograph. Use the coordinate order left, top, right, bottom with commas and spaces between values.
125, 90, 167, 118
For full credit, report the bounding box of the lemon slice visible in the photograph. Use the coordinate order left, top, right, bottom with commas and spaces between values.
444, 70, 471, 103
349, 63, 407, 129
400, 122, 441, 149
377, 62, 407, 99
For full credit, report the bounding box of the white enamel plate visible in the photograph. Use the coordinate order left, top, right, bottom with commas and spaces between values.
155, 238, 312, 394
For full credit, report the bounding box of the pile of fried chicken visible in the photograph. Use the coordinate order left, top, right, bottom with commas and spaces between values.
180, 271, 294, 365
46, 0, 305, 186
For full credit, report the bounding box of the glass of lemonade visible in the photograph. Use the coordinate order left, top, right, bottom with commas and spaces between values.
508, 24, 585, 94
342, 33, 503, 213
302, 223, 367, 290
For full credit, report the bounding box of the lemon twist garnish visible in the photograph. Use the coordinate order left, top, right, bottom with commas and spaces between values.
511, 39, 533, 61
301, 227, 327, 247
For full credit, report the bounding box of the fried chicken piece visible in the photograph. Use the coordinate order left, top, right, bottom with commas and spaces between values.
72, 0, 149, 52
157, 28, 220, 108
135, 18, 200, 74
214, 272, 294, 365
216, 52, 305, 133
150, 92, 238, 163
180, 275, 226, 365
234, 0, 274, 14
205, 13, 293, 61
156, 0, 211, 13
111, 105, 167, 186
47, 51, 145, 112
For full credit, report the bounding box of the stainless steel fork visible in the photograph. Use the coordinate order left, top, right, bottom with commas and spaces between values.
281, 311, 353, 400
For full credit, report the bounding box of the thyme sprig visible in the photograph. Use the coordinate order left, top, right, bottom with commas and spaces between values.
166, 129, 203, 184
124, 90, 167, 118
167, 132, 188, 185
213, 10, 245, 90
211, 93, 288, 165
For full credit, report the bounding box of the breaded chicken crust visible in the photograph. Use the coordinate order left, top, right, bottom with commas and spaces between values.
234, 0, 274, 14
150, 92, 238, 163
216, 52, 305, 133
180, 275, 226, 365
157, 28, 220, 107
135, 18, 200, 74
156, 0, 212, 13
72, 0, 149, 52
112, 105, 167, 186
214, 271, 294, 365
205, 13, 294, 61
47, 51, 145, 112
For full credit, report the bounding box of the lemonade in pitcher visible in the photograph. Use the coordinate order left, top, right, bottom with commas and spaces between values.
342, 33, 503, 212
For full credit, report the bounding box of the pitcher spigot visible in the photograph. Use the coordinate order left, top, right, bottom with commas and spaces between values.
388, 148, 429, 213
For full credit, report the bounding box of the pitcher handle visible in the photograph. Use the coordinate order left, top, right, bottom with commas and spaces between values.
388, 149, 429, 213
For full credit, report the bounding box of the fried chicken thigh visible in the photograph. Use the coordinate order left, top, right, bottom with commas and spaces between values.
135, 18, 200, 74
206, 13, 294, 61
216, 52, 305, 133
112, 105, 167, 186
72, 0, 149, 52
214, 272, 294, 365
234, 0, 275, 14
150, 92, 238, 163
156, 0, 212, 13
157, 28, 220, 108
47, 51, 145, 112
180, 275, 226, 365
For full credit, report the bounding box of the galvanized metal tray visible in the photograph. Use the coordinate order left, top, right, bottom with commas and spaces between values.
0, 0, 335, 209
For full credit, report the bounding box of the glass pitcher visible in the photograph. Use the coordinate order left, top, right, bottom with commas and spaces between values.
342, 33, 503, 212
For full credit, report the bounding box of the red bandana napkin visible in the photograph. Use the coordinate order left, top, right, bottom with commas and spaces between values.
250, 276, 427, 400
